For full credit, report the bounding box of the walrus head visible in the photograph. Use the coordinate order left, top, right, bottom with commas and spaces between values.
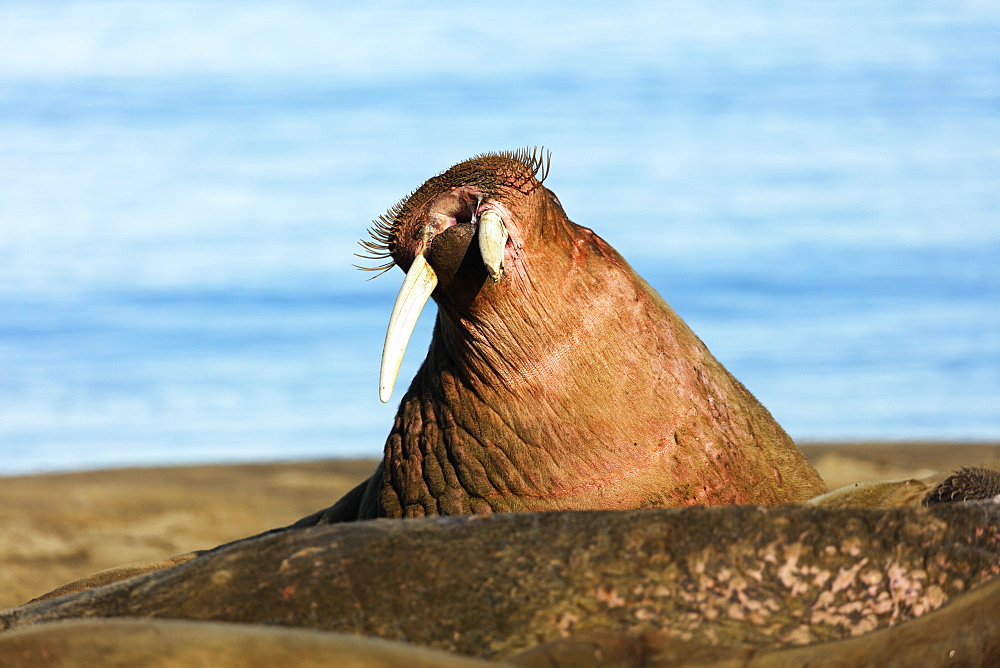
357, 149, 825, 518
359, 148, 556, 402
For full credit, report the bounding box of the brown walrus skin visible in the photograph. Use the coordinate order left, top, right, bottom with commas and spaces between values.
0, 619, 497, 668
2, 503, 998, 662
311, 148, 824, 523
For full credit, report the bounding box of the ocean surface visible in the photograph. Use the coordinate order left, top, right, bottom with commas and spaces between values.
1, 1, 998, 474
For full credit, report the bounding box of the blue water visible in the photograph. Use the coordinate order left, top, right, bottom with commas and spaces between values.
1, 2, 998, 473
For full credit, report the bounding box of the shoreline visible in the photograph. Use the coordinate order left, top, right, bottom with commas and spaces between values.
2, 442, 997, 609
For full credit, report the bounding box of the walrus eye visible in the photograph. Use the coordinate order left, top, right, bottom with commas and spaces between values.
379, 253, 438, 403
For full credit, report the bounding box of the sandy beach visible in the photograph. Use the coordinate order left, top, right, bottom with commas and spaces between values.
2, 442, 998, 610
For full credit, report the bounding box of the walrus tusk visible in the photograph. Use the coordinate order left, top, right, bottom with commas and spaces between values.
379, 253, 438, 403
477, 210, 508, 283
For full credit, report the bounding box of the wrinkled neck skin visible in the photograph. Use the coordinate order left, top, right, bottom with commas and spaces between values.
377, 189, 824, 518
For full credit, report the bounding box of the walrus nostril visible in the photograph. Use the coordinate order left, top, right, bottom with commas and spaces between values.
429, 190, 481, 225
453, 198, 477, 226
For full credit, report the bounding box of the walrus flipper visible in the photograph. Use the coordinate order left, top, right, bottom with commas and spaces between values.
924, 465, 1000, 505
288, 462, 385, 527
25, 553, 200, 604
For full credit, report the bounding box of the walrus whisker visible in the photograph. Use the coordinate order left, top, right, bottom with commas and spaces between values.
355, 212, 400, 273
353, 262, 396, 280
486, 146, 552, 184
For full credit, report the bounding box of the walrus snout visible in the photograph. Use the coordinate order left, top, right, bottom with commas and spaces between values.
378, 190, 514, 401
426, 223, 488, 298
359, 149, 549, 402
394, 186, 483, 273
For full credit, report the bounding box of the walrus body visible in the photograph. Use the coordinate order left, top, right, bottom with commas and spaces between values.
332, 149, 824, 521
4, 503, 999, 662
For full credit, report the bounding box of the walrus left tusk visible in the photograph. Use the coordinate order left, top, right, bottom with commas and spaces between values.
379, 253, 438, 403
478, 210, 508, 283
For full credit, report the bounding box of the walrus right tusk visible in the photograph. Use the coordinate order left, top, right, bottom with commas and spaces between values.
477, 209, 508, 283
379, 253, 438, 403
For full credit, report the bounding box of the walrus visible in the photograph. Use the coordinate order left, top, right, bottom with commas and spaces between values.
17, 148, 832, 604
4, 151, 999, 665
315, 148, 824, 522
4, 503, 999, 662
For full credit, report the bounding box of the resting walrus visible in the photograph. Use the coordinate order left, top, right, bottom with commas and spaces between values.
13, 150, 995, 626
308, 148, 825, 523
16, 148, 828, 605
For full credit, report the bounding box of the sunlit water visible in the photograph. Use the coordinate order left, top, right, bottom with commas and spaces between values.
1, 1, 998, 473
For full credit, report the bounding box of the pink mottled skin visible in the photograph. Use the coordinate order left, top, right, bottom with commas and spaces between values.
309, 152, 825, 524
